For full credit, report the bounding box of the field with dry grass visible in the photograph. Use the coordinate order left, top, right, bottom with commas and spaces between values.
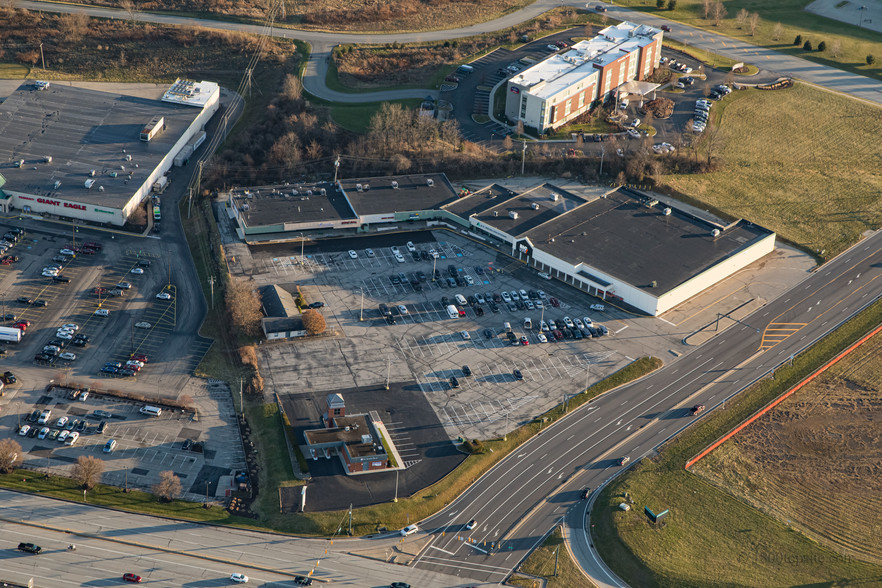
692, 331, 882, 565
663, 81, 882, 258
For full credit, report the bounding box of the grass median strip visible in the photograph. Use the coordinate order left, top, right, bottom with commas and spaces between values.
591, 298, 882, 587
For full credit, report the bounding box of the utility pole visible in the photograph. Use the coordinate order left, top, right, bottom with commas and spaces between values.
521, 140, 527, 175
300, 233, 305, 261
208, 276, 215, 309
130, 319, 134, 355
348, 504, 353, 536
244, 67, 253, 98
333, 155, 341, 185
599, 147, 605, 177
239, 378, 244, 415
553, 544, 559, 576
39, 42, 46, 70
393, 470, 399, 502
385, 359, 391, 390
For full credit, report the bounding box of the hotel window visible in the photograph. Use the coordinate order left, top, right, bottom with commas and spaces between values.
565, 101, 572, 116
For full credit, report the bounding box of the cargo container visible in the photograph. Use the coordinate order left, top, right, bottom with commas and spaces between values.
0, 326, 23, 343
140, 115, 165, 142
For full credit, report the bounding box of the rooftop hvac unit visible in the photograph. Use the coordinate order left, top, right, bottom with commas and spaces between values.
663, 207, 671, 216
712, 228, 721, 237
98, 186, 104, 192
550, 193, 559, 201
646, 199, 658, 208
292, 189, 299, 195
242, 203, 249, 210
320, 188, 327, 196
84, 179, 96, 189
356, 183, 363, 192
43, 155, 52, 163
306, 190, 313, 196
125, 154, 132, 161
53, 180, 61, 189
509, 211, 519, 219
361, 434, 373, 444
427, 178, 434, 186
364, 184, 370, 191
89, 170, 96, 177
392, 181, 399, 189
119, 165, 126, 171
493, 211, 499, 216
531, 203, 540, 210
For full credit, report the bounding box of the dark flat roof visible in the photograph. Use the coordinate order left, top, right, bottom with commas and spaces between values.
472, 184, 586, 237
443, 184, 519, 218
341, 173, 458, 215
0, 82, 203, 208
231, 182, 357, 227
528, 188, 773, 293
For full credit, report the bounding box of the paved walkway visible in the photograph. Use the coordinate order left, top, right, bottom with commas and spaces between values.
806, 0, 882, 34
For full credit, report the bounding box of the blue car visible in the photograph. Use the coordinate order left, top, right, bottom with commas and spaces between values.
101, 366, 119, 374
105, 361, 122, 369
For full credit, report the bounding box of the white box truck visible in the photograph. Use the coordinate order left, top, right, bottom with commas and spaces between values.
446, 305, 459, 319
152, 176, 169, 194
0, 326, 23, 343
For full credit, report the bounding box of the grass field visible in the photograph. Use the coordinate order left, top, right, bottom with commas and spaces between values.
614, 0, 882, 82
662, 81, 882, 258
329, 99, 423, 133
692, 331, 882, 565
508, 528, 589, 588
591, 298, 882, 587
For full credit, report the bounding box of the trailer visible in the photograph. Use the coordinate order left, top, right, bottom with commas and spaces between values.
188, 130, 207, 151
153, 205, 161, 221
152, 176, 169, 194
0, 326, 22, 343
173, 145, 193, 167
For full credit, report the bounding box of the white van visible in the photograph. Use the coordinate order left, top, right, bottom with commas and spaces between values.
446, 305, 460, 319
94, 308, 109, 317
524, 317, 532, 330
139, 406, 162, 417
504, 321, 512, 333
454, 294, 467, 306
400, 524, 419, 537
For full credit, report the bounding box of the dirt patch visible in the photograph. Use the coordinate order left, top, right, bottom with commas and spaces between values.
693, 332, 882, 564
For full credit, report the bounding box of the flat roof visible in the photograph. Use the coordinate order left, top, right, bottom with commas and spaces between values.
341, 173, 458, 215
161, 79, 219, 108
0, 82, 203, 208
303, 414, 385, 458
512, 21, 660, 99
231, 182, 357, 227
527, 188, 773, 293
443, 184, 520, 218
472, 184, 586, 237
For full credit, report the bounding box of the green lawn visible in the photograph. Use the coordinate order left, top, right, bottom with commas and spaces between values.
329, 99, 423, 133
509, 528, 590, 588
663, 81, 882, 259
615, 0, 882, 82
0, 62, 28, 78
591, 297, 882, 587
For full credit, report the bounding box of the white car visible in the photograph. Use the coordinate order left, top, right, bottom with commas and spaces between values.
56, 416, 69, 427
510, 291, 520, 301
537, 333, 548, 343
348, 250, 358, 259
390, 246, 401, 255
629, 118, 641, 128
400, 524, 419, 536
466, 519, 477, 530
230, 573, 249, 584
18, 425, 30, 436
540, 320, 550, 332
365, 248, 375, 257
397, 305, 409, 315
574, 318, 585, 329
395, 253, 405, 263
460, 330, 471, 340
547, 44, 559, 51
406, 241, 416, 252
583, 316, 594, 327
65, 431, 79, 446
57, 430, 69, 443
56, 332, 73, 340
156, 292, 172, 300
131, 268, 144, 275
42, 270, 59, 277
59, 248, 75, 256
94, 308, 110, 316
62, 323, 79, 331
429, 249, 439, 259
564, 317, 575, 328
538, 290, 546, 299
501, 291, 512, 303
475, 294, 486, 304
126, 360, 145, 368
59, 352, 77, 361
38, 410, 51, 424
590, 303, 605, 311
464, 275, 475, 285
135, 321, 152, 329
538, 272, 551, 280
103, 439, 117, 453
627, 128, 640, 139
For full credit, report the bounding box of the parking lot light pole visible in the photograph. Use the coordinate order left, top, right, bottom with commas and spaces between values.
359, 288, 365, 321
393, 470, 399, 502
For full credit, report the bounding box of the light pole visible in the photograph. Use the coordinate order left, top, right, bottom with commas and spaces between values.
521, 140, 527, 175
599, 147, 605, 177
300, 233, 305, 261
432, 255, 437, 281
205, 481, 212, 501
359, 288, 365, 322
392, 469, 399, 502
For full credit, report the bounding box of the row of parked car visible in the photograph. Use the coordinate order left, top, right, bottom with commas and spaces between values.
693, 98, 713, 133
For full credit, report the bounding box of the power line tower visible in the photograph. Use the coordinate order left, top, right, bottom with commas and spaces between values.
244, 67, 254, 98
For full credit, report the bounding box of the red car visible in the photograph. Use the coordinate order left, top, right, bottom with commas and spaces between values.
520, 336, 529, 346
81, 248, 96, 255
13, 322, 28, 332
130, 353, 149, 363
83, 241, 103, 250
661, 25, 672, 32
123, 573, 142, 583
549, 297, 560, 308
94, 287, 108, 294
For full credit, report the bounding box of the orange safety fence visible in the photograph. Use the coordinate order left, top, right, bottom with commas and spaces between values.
685, 322, 882, 470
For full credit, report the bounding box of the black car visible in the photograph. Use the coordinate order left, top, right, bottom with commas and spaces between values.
483, 329, 494, 339
152, 223, 161, 233
447, 265, 457, 277
2, 313, 15, 321
455, 276, 466, 287
2, 371, 16, 384
462, 365, 472, 377
515, 300, 526, 310
416, 271, 426, 282
49, 339, 67, 349
76, 420, 87, 431
294, 576, 313, 586
580, 488, 590, 500
411, 251, 421, 262
308, 301, 325, 308
572, 329, 583, 340
27, 426, 38, 438
17, 543, 41, 554
420, 251, 430, 261
474, 266, 484, 275
34, 354, 52, 363
513, 369, 524, 381
433, 269, 441, 280
449, 376, 459, 389
28, 409, 40, 422
52, 276, 71, 283
410, 280, 423, 292
16, 297, 32, 304
390, 583, 411, 588
390, 275, 401, 285
181, 439, 193, 451
33, 299, 48, 307
52, 255, 68, 263
137, 259, 152, 267
488, 301, 499, 313
467, 295, 477, 305
475, 306, 485, 317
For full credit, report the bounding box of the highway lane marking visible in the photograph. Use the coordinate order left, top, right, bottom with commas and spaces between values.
429, 545, 455, 555
416, 555, 511, 573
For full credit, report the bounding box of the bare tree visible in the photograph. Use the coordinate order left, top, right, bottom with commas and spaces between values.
152, 470, 182, 502
72, 455, 104, 489
502, 135, 514, 150
390, 153, 411, 173
301, 309, 326, 335
702, 0, 712, 19
0, 438, 21, 473
712, 2, 727, 26
736, 8, 749, 28
829, 39, 842, 58
282, 74, 302, 101
119, 0, 138, 25
747, 12, 760, 36
59, 11, 90, 43
225, 277, 263, 338
772, 22, 784, 42
306, 139, 323, 160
